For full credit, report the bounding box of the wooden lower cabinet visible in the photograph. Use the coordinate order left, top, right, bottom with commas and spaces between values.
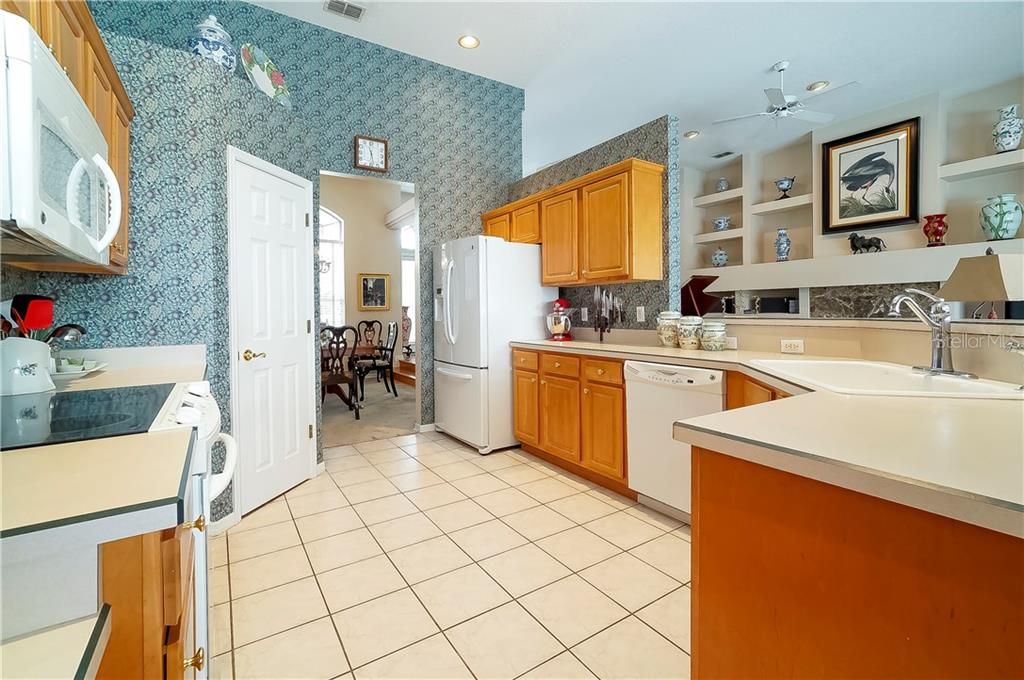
692, 446, 1024, 678
539, 374, 580, 462
726, 371, 789, 409
513, 369, 539, 446
581, 381, 625, 481
98, 524, 201, 680
514, 350, 631, 494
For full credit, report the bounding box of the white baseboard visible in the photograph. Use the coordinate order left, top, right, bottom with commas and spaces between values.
316, 461, 326, 475
417, 423, 436, 433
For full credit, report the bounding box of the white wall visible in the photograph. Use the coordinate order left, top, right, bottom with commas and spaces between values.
319, 174, 406, 335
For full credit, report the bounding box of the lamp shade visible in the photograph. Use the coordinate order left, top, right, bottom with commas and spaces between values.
937, 253, 1024, 301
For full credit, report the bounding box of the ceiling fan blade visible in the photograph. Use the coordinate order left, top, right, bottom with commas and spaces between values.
764, 88, 787, 108
713, 112, 769, 125
792, 108, 835, 124
801, 80, 860, 103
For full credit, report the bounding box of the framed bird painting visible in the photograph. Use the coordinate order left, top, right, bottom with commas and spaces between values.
821, 117, 920, 234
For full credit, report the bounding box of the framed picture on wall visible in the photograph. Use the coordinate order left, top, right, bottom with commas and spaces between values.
357, 273, 391, 311
821, 117, 920, 234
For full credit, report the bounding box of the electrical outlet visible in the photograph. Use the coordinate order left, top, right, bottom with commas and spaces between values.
725, 336, 738, 350
781, 339, 805, 354
636, 306, 645, 323
580, 307, 589, 322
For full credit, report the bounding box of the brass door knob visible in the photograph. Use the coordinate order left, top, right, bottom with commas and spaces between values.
183, 514, 206, 532
242, 349, 267, 361
184, 647, 205, 671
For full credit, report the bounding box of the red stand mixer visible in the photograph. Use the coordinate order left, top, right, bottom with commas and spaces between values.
546, 298, 573, 342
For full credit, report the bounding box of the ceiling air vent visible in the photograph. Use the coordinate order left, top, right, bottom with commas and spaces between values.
711, 151, 735, 159
324, 0, 365, 21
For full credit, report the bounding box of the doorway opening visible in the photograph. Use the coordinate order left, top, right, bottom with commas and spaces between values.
318, 171, 420, 446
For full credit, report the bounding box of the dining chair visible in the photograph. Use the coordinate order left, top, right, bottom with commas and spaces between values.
357, 320, 384, 348
320, 325, 360, 419
356, 321, 399, 399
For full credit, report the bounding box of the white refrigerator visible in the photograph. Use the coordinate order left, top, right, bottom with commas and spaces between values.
434, 235, 554, 452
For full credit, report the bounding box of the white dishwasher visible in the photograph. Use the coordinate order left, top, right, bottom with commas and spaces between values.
625, 361, 724, 520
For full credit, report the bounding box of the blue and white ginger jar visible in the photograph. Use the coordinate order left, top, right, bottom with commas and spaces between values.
188, 15, 237, 73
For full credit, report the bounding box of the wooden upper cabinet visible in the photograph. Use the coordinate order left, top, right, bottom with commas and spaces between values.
539, 374, 580, 463
481, 159, 664, 287
109, 97, 131, 266
581, 381, 626, 481
540, 191, 579, 285
580, 172, 630, 281
484, 213, 510, 240
510, 203, 541, 243
2, 0, 51, 43
513, 369, 540, 446
52, 1, 86, 96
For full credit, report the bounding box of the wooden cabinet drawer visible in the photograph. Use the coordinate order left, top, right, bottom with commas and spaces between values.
582, 358, 622, 385
512, 349, 539, 372
540, 353, 580, 378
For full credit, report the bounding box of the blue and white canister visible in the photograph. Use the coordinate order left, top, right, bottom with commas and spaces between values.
188, 15, 237, 73
775, 228, 792, 262
711, 247, 729, 268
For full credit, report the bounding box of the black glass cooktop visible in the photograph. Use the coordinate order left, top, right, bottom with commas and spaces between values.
1, 383, 175, 451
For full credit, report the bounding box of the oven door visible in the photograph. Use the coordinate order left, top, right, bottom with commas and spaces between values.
1, 12, 120, 265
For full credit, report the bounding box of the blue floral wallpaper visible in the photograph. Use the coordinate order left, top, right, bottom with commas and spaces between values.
2, 1, 523, 519
507, 116, 681, 328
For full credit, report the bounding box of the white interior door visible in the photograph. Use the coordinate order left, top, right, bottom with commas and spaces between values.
228, 148, 315, 515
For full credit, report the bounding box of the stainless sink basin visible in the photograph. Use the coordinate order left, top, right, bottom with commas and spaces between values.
750, 359, 1024, 399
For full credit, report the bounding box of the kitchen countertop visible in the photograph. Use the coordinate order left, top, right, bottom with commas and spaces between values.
57, 362, 207, 393
1, 428, 195, 538
510, 339, 1024, 538
0, 605, 110, 679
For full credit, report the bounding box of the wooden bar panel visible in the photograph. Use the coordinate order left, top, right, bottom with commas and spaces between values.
692, 446, 1024, 679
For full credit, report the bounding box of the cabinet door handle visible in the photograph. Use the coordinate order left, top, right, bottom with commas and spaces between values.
184, 648, 205, 671
584, 388, 590, 395
540, 380, 546, 385
597, 368, 605, 376
554, 361, 561, 368
182, 514, 206, 532
531, 377, 536, 383
582, 270, 589, 276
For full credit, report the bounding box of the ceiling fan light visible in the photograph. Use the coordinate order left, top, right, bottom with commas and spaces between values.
807, 80, 830, 92
683, 130, 701, 139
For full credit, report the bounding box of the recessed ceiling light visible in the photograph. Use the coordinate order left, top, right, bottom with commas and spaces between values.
806, 80, 830, 92
458, 35, 480, 49
683, 130, 701, 139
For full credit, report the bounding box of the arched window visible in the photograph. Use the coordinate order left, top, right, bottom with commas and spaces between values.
319, 207, 345, 326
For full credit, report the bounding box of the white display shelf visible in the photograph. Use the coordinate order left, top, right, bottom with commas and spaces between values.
691, 238, 1023, 292
750, 193, 814, 215
692, 187, 744, 208
939, 149, 1024, 182
694, 228, 745, 244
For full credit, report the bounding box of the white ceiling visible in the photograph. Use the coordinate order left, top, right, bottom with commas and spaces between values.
249, 2, 1024, 173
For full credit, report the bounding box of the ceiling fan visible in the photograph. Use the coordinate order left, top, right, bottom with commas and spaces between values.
713, 60, 855, 127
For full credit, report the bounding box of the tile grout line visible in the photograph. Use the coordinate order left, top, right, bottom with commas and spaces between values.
221, 435, 693, 671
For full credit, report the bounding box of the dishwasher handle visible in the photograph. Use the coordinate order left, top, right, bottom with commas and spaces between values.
624, 361, 723, 388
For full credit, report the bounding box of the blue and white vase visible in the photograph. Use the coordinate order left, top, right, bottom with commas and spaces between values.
980, 193, 1023, 240
711, 247, 729, 268
993, 105, 1023, 153
712, 216, 731, 232
774, 228, 792, 262
715, 177, 730, 192
188, 15, 237, 73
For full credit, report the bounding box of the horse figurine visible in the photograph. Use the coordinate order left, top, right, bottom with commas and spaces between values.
848, 232, 887, 254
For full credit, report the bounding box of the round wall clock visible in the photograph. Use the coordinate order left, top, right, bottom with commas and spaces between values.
354, 135, 388, 173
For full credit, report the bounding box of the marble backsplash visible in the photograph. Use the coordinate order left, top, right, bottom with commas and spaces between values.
810, 282, 941, 318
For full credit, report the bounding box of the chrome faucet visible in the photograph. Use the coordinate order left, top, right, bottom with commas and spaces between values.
888, 288, 976, 379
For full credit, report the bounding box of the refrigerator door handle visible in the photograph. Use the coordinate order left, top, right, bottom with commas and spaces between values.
444, 260, 456, 346
437, 367, 473, 381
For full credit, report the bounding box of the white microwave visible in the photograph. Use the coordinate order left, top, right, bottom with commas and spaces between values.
0, 11, 120, 266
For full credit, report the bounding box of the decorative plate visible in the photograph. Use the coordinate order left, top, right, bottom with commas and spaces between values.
240, 43, 292, 110
51, 362, 108, 381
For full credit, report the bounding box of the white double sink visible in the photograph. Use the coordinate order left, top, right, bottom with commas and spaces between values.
750, 359, 1024, 399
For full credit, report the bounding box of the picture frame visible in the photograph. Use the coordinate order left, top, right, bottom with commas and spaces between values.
821, 117, 920, 234
357, 273, 391, 311
354, 135, 389, 173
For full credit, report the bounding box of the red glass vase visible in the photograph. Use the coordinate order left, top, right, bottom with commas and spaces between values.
922, 213, 948, 247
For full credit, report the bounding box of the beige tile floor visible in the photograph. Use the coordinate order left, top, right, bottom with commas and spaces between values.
208, 431, 692, 680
